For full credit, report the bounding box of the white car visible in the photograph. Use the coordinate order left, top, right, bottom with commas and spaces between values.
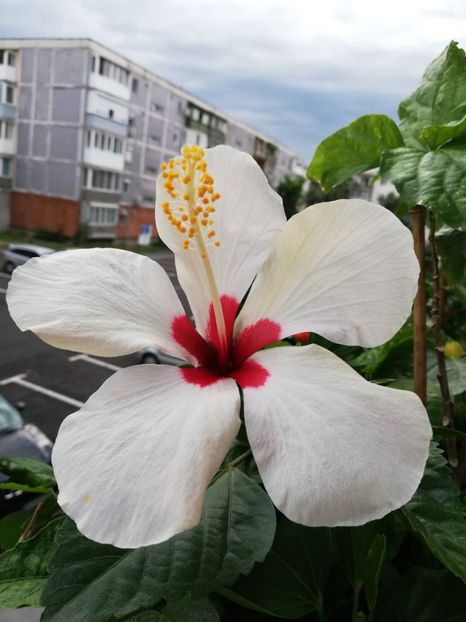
2, 243, 55, 274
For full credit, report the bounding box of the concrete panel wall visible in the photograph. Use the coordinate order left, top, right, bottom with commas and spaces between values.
53, 49, 87, 84
16, 122, 29, 156
32, 125, 47, 157
50, 126, 79, 160
48, 162, 76, 198
52, 88, 81, 123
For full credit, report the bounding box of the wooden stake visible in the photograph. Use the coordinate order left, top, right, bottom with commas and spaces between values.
410, 205, 427, 405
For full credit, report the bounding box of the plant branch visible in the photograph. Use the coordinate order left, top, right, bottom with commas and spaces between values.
227, 448, 252, 469
410, 205, 427, 405
19, 499, 44, 542
429, 212, 458, 468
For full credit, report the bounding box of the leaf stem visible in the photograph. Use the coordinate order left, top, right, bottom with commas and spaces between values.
429, 212, 458, 469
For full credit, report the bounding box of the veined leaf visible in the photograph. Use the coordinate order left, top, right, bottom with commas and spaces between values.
402, 443, 466, 583
221, 515, 332, 619
0, 518, 64, 608
125, 595, 219, 621
380, 144, 466, 230
399, 41, 466, 149
41, 468, 275, 622
308, 114, 403, 191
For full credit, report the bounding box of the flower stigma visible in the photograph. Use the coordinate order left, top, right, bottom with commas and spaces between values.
161, 145, 228, 366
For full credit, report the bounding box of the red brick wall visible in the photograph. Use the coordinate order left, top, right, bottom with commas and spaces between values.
117, 205, 158, 240
10, 192, 81, 238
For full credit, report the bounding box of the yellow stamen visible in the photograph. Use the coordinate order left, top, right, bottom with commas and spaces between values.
160, 145, 226, 355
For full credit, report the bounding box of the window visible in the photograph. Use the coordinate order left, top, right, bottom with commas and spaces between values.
91, 169, 120, 191
5, 84, 14, 104
143, 195, 154, 204
191, 108, 200, 121
114, 138, 123, 154
0, 51, 13, 66
108, 109, 114, 119
172, 133, 178, 142
1, 158, 11, 177
151, 102, 164, 114
149, 134, 160, 144
132, 78, 138, 94
177, 101, 183, 115
0, 121, 13, 139
123, 179, 130, 192
98, 57, 129, 85
91, 55, 96, 72
201, 112, 209, 125
146, 165, 158, 174
87, 130, 91, 147
89, 205, 118, 226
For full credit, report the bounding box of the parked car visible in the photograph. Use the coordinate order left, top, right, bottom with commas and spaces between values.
0, 394, 53, 515
2, 243, 55, 274
138, 346, 184, 366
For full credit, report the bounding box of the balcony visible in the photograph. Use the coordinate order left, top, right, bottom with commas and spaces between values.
0, 64, 15, 83
83, 147, 125, 172
89, 73, 131, 102
0, 137, 14, 155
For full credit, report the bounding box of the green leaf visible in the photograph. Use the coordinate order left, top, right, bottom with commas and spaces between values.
221, 515, 332, 619
308, 114, 403, 191
394, 568, 466, 622
398, 42, 466, 149
436, 229, 466, 282
428, 355, 466, 396
0, 518, 64, 608
380, 144, 466, 229
331, 523, 379, 588
402, 443, 466, 582
363, 534, 386, 614
126, 595, 219, 622
0, 510, 32, 550
0, 456, 55, 493
42, 468, 275, 622
351, 321, 412, 377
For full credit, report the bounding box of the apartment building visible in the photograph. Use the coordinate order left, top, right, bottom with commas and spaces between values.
0, 38, 299, 239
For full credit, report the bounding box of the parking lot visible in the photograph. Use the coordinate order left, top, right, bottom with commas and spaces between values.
0, 249, 184, 441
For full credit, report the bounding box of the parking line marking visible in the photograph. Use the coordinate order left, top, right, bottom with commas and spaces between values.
0, 288, 6, 294
0, 272, 10, 278
0, 373, 84, 408
68, 353, 122, 371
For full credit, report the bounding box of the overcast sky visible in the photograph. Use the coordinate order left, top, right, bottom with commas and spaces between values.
2, 0, 466, 161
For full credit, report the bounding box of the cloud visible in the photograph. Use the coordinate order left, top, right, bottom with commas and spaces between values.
2, 0, 465, 158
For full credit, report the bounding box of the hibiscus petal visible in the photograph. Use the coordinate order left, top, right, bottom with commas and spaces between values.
243, 344, 431, 527
53, 364, 241, 548
236, 199, 419, 347
7, 248, 190, 359
156, 145, 286, 334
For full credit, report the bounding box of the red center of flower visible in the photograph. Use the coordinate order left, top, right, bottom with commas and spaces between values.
172, 295, 281, 389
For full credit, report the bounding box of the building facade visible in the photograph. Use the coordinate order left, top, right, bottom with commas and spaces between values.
0, 39, 299, 240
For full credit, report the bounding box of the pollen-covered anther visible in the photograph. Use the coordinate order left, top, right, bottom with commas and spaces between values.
214, 241, 221, 247
208, 230, 216, 239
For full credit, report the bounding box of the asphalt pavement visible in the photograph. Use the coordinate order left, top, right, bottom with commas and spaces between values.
0, 249, 183, 441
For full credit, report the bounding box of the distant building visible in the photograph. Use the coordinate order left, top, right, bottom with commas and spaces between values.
0, 38, 299, 239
